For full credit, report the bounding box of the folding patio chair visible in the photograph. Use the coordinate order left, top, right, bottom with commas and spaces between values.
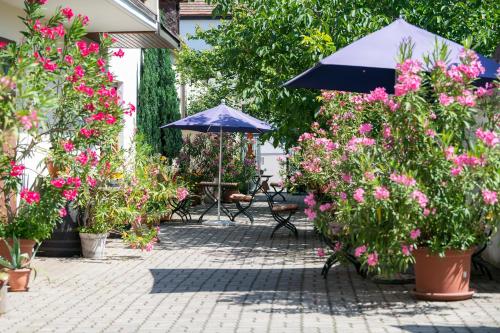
229, 184, 260, 224
269, 181, 286, 201
261, 181, 298, 238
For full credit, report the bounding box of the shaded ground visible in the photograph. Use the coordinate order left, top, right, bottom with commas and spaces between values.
1, 194, 500, 332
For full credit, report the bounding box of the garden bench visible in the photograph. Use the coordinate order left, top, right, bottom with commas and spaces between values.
261, 181, 298, 238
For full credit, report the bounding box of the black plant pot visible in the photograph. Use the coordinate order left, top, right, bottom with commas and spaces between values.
38, 207, 82, 257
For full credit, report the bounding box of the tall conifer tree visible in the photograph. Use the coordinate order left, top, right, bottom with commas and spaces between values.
138, 49, 182, 157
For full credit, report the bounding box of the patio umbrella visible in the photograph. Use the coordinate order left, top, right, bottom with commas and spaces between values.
161, 102, 272, 226
284, 18, 499, 93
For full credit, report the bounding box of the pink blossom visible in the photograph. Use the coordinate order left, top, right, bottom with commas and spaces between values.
366, 87, 388, 103
319, 203, 333, 212
354, 245, 367, 258
444, 146, 456, 160
63, 140, 75, 152
105, 114, 117, 125
385, 99, 400, 112
66, 177, 82, 188
390, 173, 416, 187
364, 172, 375, 181
79, 128, 94, 138
382, 124, 392, 139
395, 59, 422, 96
62, 189, 78, 201
341, 173, 352, 183
61, 7, 74, 20
411, 190, 428, 209
334, 242, 343, 252
304, 192, 316, 207
401, 245, 413, 256
374, 186, 390, 200
9, 162, 25, 177
410, 229, 421, 240
42, 58, 57, 71
457, 90, 476, 107
304, 208, 317, 220
316, 248, 326, 258
367, 252, 379, 266
113, 49, 125, 58
359, 123, 373, 135
425, 129, 436, 138
0, 41, 7, 48
476, 128, 499, 147
453, 153, 484, 168
76, 152, 88, 165
86, 176, 97, 187
476, 86, 494, 98
177, 187, 189, 201
482, 189, 498, 205
450, 167, 463, 177
20, 189, 40, 204
59, 207, 67, 217
64, 55, 74, 65
51, 178, 66, 188
353, 188, 365, 203
438, 93, 454, 106
78, 14, 89, 26
339, 192, 347, 201
74, 65, 85, 78
298, 132, 315, 142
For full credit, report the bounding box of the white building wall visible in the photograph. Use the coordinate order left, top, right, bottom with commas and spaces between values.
109, 48, 141, 153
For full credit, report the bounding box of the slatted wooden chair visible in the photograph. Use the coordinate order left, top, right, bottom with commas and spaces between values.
269, 181, 286, 201
261, 181, 298, 238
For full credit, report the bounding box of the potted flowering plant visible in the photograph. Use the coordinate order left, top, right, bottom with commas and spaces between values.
288, 42, 499, 301
0, 236, 39, 292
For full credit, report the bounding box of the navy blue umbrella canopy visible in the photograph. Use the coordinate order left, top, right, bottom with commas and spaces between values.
161, 102, 271, 226
284, 19, 499, 93
161, 103, 272, 133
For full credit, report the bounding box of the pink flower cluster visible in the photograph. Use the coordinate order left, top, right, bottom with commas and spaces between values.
451, 153, 485, 176
476, 128, 499, 147
9, 161, 25, 177
482, 189, 498, 205
410, 228, 421, 240
389, 173, 416, 187
353, 188, 365, 203
395, 59, 422, 96
304, 192, 317, 220
76, 41, 99, 58
17, 110, 39, 130
177, 187, 189, 201
365, 87, 388, 103
401, 244, 414, 256
20, 188, 40, 204
411, 190, 428, 209
347, 136, 375, 151
374, 186, 390, 200
314, 137, 338, 151
301, 157, 322, 173
358, 123, 373, 135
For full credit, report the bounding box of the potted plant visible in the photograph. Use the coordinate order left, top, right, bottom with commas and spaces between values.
0, 236, 38, 292
0, 269, 7, 314
287, 42, 499, 301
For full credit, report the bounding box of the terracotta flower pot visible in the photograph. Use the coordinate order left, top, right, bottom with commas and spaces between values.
412, 247, 474, 301
7, 269, 31, 292
0, 239, 36, 268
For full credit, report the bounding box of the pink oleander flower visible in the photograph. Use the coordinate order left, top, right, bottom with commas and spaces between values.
366, 87, 388, 103
62, 189, 78, 201
0, 41, 7, 48
144, 242, 154, 252
450, 167, 462, 177
367, 252, 378, 266
59, 207, 67, 217
341, 173, 352, 183
385, 99, 400, 112
339, 192, 347, 201
78, 14, 89, 26
457, 90, 476, 107
354, 245, 367, 258
66, 177, 82, 188
304, 192, 316, 207
9, 162, 25, 177
411, 190, 428, 208
20, 189, 40, 204
364, 172, 375, 181
74, 65, 85, 78
353, 188, 365, 203
359, 123, 373, 135
401, 245, 413, 256
51, 178, 66, 188
374, 186, 390, 200
298, 132, 315, 142
86, 176, 97, 187
389, 173, 416, 187
304, 208, 317, 220
79, 128, 94, 138
382, 124, 392, 139
482, 189, 498, 205
334, 242, 343, 252
42, 58, 57, 71
63, 140, 75, 152
425, 129, 436, 138
105, 114, 117, 125
177, 187, 189, 201
61, 7, 74, 20
76, 152, 88, 165
410, 229, 421, 240
476, 86, 494, 98
453, 153, 484, 168
316, 248, 326, 258
319, 203, 333, 212
439, 93, 455, 106
444, 146, 456, 160
476, 128, 499, 147
113, 49, 125, 58
17, 110, 39, 130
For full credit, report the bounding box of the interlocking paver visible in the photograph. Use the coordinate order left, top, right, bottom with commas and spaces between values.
1, 194, 500, 332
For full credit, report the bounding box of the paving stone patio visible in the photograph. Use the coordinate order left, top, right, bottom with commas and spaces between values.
1, 195, 500, 333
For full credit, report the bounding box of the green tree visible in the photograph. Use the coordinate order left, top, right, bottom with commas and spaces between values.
177, 0, 499, 147
138, 49, 183, 157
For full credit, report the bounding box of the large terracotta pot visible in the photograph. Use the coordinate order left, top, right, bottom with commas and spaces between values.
0, 239, 36, 265
7, 269, 31, 292
413, 248, 474, 301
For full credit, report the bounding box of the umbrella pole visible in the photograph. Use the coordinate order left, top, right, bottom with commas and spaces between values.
217, 127, 222, 221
